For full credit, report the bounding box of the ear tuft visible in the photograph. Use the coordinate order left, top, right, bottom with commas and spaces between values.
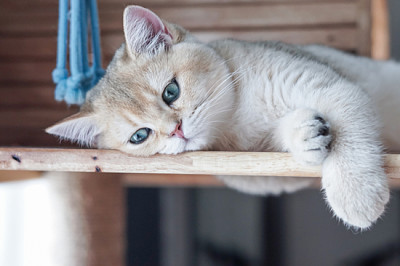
46, 113, 100, 147
123, 5, 172, 55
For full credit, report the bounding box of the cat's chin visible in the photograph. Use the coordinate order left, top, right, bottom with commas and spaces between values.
184, 138, 209, 152
157, 137, 210, 155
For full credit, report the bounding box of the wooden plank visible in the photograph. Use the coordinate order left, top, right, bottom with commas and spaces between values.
371, 0, 390, 59
0, 148, 399, 179
102, 27, 358, 55
0, 61, 53, 83
0, 0, 357, 10
0, 128, 76, 147
0, 149, 320, 176
0, 36, 57, 59
0, 86, 61, 108
132, 0, 355, 4
115, 3, 359, 30
0, 107, 78, 146
0, 3, 358, 34
0, 170, 42, 182
0, 27, 358, 62
0, 27, 358, 83
0, 109, 78, 128
193, 27, 358, 49
356, 0, 372, 56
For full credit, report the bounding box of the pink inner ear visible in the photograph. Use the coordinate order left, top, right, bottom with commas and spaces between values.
132, 7, 170, 36
124, 5, 172, 54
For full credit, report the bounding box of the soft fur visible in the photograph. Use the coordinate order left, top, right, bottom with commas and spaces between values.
47, 5, 400, 229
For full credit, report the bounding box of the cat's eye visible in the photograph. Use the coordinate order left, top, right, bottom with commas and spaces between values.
130, 128, 151, 144
162, 79, 180, 105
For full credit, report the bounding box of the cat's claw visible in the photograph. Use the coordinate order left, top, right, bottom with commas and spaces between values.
282, 109, 332, 166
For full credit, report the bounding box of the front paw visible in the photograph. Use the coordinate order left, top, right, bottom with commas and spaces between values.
282, 109, 332, 165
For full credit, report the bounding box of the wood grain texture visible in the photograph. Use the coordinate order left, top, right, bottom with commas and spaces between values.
356, 0, 372, 56
106, 3, 358, 31
0, 148, 399, 179
0, 3, 358, 34
371, 0, 390, 59
0, 170, 42, 182
0, 0, 357, 9
0, 28, 358, 60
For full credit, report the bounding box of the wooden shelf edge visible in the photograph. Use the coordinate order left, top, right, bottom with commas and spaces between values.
0, 147, 399, 179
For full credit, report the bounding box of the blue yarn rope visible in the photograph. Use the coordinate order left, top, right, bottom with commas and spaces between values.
53, 0, 105, 105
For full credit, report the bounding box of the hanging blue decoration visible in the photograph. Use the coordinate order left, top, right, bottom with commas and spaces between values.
52, 0, 105, 105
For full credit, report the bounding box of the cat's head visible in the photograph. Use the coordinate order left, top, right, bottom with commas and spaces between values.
46, 6, 234, 156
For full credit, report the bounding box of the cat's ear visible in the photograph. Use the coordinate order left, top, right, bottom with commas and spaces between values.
123, 5, 173, 55
45, 112, 101, 147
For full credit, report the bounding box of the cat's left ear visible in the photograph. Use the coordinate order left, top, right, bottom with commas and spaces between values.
45, 112, 101, 147
123, 5, 173, 55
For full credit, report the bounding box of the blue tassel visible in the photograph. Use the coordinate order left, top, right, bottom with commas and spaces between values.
53, 0, 105, 105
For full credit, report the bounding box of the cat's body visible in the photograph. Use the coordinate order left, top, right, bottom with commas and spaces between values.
208, 40, 400, 199
47, 6, 400, 229
211, 40, 400, 152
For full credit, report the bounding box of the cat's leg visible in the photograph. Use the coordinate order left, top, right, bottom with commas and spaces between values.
273, 105, 389, 229
273, 108, 332, 166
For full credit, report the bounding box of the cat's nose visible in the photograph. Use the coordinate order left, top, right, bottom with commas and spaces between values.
169, 121, 186, 139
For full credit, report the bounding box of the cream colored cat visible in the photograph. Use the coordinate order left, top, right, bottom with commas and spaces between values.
47, 6, 400, 229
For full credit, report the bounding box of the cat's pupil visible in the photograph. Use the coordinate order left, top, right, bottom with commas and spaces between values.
162, 80, 180, 105
130, 128, 151, 144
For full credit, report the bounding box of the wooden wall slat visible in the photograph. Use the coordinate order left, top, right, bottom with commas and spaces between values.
0, 128, 74, 147
153, 3, 358, 29
193, 28, 357, 48
0, 27, 358, 62
371, 0, 390, 60
0, 37, 57, 59
356, 0, 372, 56
107, 3, 358, 31
0, 109, 78, 128
102, 27, 358, 56
0, 3, 358, 35
0, 86, 58, 108
0, 61, 53, 83
0, 0, 356, 9
0, 27, 358, 84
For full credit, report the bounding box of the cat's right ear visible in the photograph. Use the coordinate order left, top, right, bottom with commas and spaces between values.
45, 112, 101, 147
123, 5, 173, 56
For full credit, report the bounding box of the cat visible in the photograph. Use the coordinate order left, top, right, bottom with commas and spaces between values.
46, 5, 400, 229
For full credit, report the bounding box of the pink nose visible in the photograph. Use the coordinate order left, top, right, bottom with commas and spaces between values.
169, 121, 185, 139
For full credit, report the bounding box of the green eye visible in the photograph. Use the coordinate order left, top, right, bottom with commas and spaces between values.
130, 128, 151, 144
162, 79, 180, 105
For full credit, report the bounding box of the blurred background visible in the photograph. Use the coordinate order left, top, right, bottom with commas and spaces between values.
1, 0, 400, 265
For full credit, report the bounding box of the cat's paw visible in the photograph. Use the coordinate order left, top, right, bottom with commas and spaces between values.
280, 109, 332, 166
324, 172, 390, 229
